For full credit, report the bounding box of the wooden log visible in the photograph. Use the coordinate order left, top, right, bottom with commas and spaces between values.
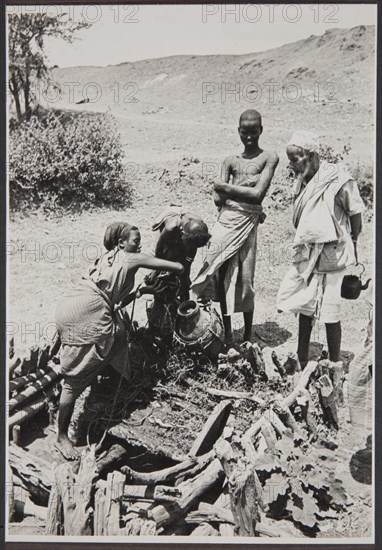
175, 450, 215, 485
272, 401, 299, 432
123, 484, 181, 502
8, 388, 54, 428
7, 466, 15, 522
97, 444, 128, 475
268, 408, 291, 437
9, 356, 21, 377
12, 424, 22, 446
205, 387, 266, 407
8, 371, 60, 412
121, 455, 197, 484
280, 361, 319, 408
283, 352, 301, 375
9, 368, 51, 393
148, 459, 224, 528
219, 523, 235, 536
45, 480, 63, 535
188, 502, 235, 524
332, 361, 345, 406
190, 522, 220, 536
189, 399, 232, 457
14, 487, 47, 521
296, 389, 317, 435
316, 374, 339, 429
108, 422, 189, 463
250, 343, 267, 377
94, 479, 107, 537
53, 445, 98, 535
260, 420, 277, 452
214, 439, 258, 537
271, 350, 286, 377
9, 446, 53, 508
29, 346, 40, 373
103, 470, 126, 535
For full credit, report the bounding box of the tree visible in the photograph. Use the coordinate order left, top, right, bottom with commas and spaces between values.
8, 12, 91, 121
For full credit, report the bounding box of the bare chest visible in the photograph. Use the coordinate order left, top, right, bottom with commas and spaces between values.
230, 155, 267, 185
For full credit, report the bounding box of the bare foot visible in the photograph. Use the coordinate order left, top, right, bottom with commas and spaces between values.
224, 332, 234, 349
55, 435, 79, 461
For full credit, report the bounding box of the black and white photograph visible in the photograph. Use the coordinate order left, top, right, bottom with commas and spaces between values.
5, 2, 377, 544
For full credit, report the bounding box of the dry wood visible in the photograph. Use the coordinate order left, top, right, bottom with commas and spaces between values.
214, 439, 259, 536
123, 484, 181, 502
272, 401, 299, 432
175, 449, 215, 485
205, 387, 266, 406
296, 388, 317, 435
10, 368, 49, 393
14, 487, 47, 521
9, 445, 53, 506
45, 480, 62, 535
9, 371, 59, 412
283, 352, 301, 375
37, 344, 50, 370
96, 443, 127, 475
219, 523, 235, 536
317, 374, 339, 429
7, 465, 15, 522
148, 458, 224, 528
9, 357, 21, 378
94, 479, 107, 537
108, 422, 189, 463
103, 470, 125, 535
280, 360, 319, 408
9, 388, 54, 428
53, 445, 98, 535
190, 522, 220, 536
331, 360, 345, 406
188, 501, 235, 524
12, 425, 21, 446
121, 455, 197, 484
189, 399, 232, 456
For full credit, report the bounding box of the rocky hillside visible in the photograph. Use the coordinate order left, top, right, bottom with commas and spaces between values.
41, 25, 375, 160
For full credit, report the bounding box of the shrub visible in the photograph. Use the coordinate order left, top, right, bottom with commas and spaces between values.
9, 110, 131, 212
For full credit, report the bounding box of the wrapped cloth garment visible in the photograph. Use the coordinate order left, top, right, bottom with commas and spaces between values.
191, 201, 263, 314
277, 162, 364, 320
55, 249, 138, 393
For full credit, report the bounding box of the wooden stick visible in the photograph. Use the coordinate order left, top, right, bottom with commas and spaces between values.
205, 387, 266, 407
214, 439, 259, 536
121, 455, 198, 484
9, 389, 54, 428
45, 480, 62, 535
189, 399, 232, 457
280, 361, 319, 408
53, 445, 98, 535
148, 459, 224, 528
9, 368, 52, 393
8, 371, 60, 412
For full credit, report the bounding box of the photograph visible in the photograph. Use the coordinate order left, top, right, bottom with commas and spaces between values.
5, 2, 377, 544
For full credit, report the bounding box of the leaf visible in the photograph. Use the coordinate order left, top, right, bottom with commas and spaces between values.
287, 489, 319, 528
263, 472, 289, 507
256, 456, 285, 474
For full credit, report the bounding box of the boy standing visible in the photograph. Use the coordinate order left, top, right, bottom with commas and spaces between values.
191, 110, 279, 343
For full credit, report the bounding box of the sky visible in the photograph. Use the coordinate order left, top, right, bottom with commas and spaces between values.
7, 4, 377, 67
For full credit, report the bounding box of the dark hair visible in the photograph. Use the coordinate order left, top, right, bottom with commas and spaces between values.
103, 222, 139, 251
182, 219, 211, 248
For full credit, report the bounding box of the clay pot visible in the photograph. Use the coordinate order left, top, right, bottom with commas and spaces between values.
174, 300, 224, 358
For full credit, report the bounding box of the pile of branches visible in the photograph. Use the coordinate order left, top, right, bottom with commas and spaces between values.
35, 344, 351, 538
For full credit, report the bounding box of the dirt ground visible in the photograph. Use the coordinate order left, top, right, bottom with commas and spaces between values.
7, 47, 375, 538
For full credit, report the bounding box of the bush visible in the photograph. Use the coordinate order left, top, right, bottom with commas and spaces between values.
9, 110, 132, 212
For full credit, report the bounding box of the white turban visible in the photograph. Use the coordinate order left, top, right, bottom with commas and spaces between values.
287, 130, 319, 153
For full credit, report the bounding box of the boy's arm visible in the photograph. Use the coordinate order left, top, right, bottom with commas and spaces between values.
214, 157, 231, 207
214, 152, 279, 204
